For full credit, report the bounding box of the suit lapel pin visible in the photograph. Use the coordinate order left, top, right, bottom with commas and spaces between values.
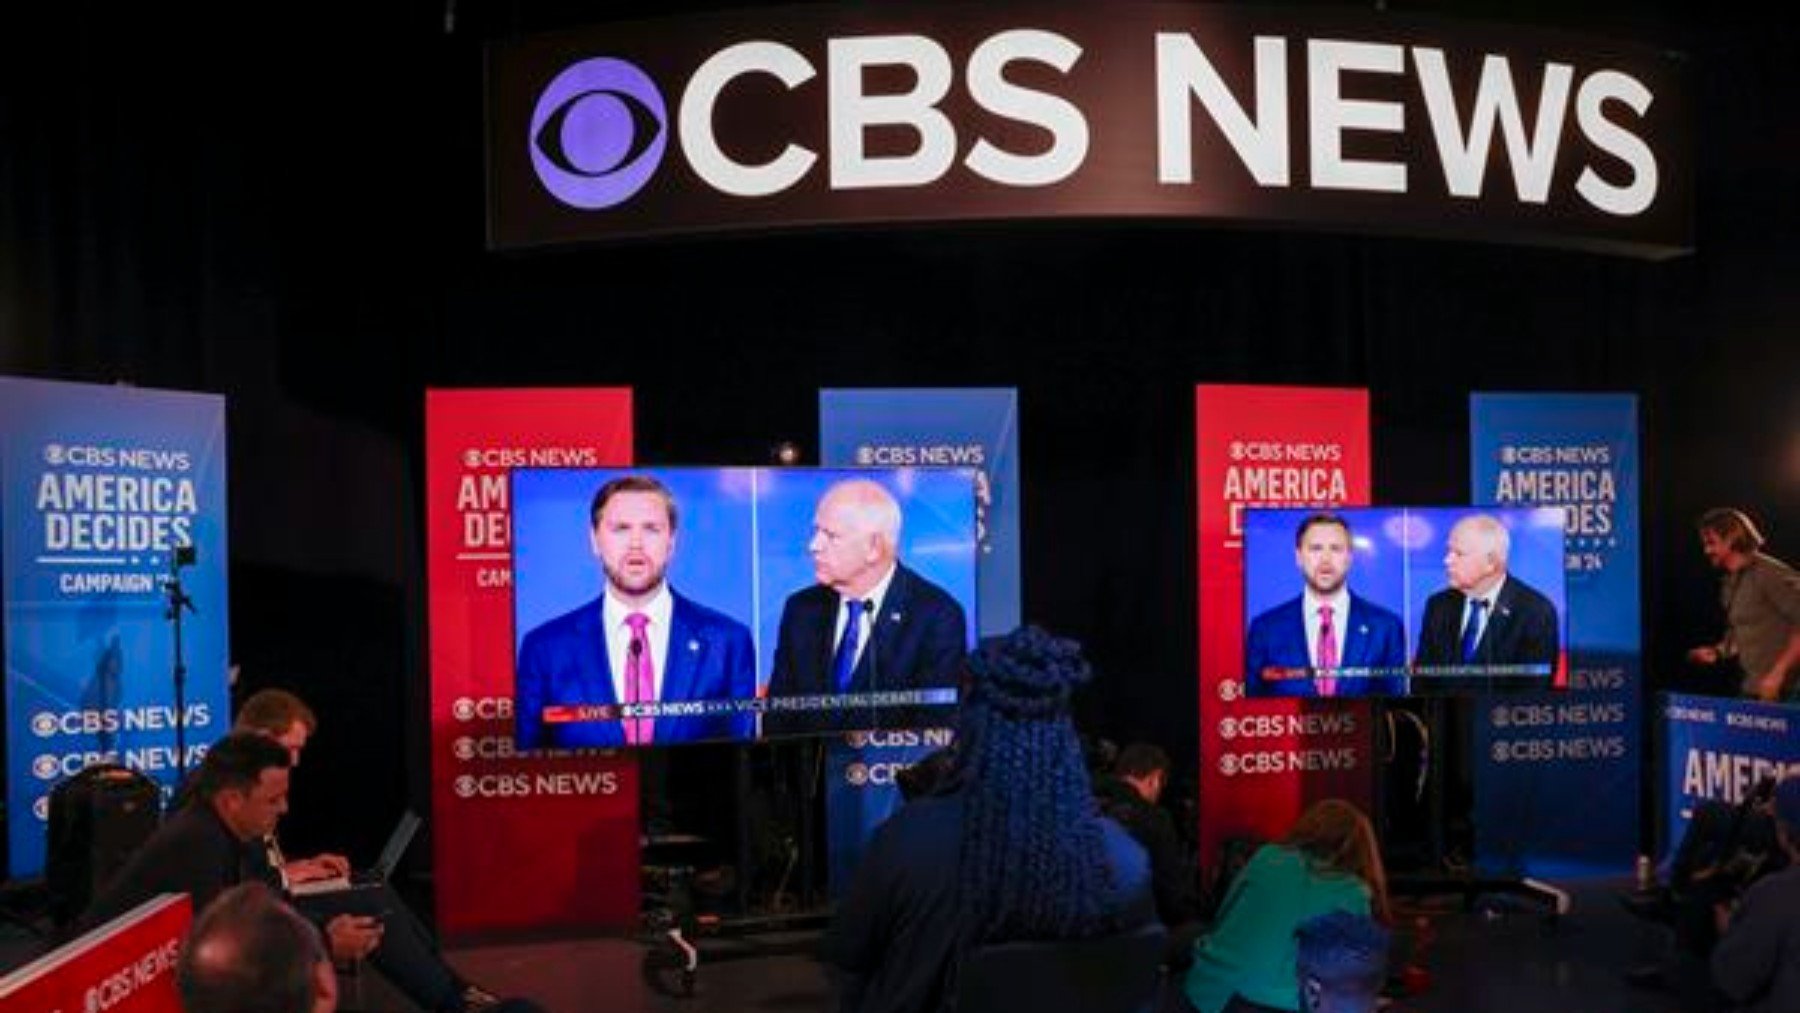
687, 639, 700, 652
889, 612, 903, 623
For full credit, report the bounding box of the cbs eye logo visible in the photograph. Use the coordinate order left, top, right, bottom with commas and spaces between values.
530, 58, 668, 210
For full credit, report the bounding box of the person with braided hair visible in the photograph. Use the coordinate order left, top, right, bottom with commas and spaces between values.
823, 625, 1154, 1013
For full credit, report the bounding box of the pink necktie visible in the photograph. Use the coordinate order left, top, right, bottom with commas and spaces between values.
625, 612, 655, 744
1316, 604, 1339, 697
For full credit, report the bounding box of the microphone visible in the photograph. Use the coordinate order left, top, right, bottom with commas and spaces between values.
625, 638, 648, 731
862, 600, 879, 720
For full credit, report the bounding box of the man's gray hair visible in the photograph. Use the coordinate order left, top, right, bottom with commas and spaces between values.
831, 479, 902, 544
1459, 513, 1511, 566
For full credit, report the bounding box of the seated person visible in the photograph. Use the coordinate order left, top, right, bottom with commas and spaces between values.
178, 882, 338, 1013
80, 732, 298, 930
232, 689, 508, 1013
230, 690, 352, 886
1711, 775, 1800, 1012
1181, 800, 1390, 1013
1293, 910, 1390, 1013
1094, 742, 1202, 929
823, 625, 1155, 1013
1630, 777, 1786, 1007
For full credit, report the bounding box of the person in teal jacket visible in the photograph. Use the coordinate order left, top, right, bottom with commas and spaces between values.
1183, 800, 1391, 1013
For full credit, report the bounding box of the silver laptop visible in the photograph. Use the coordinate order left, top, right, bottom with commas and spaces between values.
290, 810, 421, 896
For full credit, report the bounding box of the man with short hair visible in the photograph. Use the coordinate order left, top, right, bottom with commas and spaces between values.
1412, 513, 1559, 671
1688, 508, 1800, 700
233, 688, 502, 1013
1244, 512, 1407, 697
232, 689, 347, 886
515, 474, 757, 747
1095, 742, 1199, 930
1294, 909, 1390, 1013
237, 688, 316, 760
1711, 776, 1800, 1012
766, 478, 967, 734
79, 732, 315, 928
178, 882, 337, 1013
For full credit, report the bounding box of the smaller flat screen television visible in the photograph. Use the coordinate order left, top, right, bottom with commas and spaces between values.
1241, 506, 1568, 698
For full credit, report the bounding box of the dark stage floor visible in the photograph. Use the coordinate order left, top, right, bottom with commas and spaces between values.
437, 878, 1684, 1013
2, 879, 1687, 1012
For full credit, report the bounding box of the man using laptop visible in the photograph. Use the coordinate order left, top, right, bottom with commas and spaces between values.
234, 689, 504, 1012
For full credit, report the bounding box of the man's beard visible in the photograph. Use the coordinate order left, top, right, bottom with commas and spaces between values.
605, 561, 667, 598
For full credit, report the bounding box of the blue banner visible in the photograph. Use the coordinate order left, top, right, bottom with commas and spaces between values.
1661, 693, 1800, 858
1470, 393, 1640, 876
819, 388, 1021, 895
2, 377, 230, 876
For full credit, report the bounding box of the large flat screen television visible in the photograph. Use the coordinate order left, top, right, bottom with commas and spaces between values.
509, 466, 978, 747
1242, 506, 1568, 698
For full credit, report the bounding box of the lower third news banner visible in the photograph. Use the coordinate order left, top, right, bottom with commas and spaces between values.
1, 377, 229, 878
818, 388, 1019, 896
1196, 385, 1374, 866
1470, 393, 1640, 876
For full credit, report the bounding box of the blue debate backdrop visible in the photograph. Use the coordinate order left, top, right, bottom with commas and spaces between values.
1241, 508, 1405, 630
819, 389, 1020, 897
752, 466, 979, 684
1470, 393, 1641, 876
1395, 507, 1568, 667
511, 467, 758, 656
820, 389, 1019, 637
2, 377, 230, 877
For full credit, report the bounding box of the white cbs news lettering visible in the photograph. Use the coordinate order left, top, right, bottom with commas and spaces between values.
451, 771, 621, 800
665, 31, 1657, 214
1681, 751, 1796, 806
83, 938, 181, 1013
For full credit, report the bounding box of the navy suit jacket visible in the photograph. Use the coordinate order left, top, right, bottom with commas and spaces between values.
1244, 593, 1408, 697
764, 563, 967, 735
514, 590, 756, 748
1412, 574, 1560, 673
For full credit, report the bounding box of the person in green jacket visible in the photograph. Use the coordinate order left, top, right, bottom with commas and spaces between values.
1183, 800, 1391, 1013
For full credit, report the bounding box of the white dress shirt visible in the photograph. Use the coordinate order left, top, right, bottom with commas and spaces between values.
832, 564, 897, 673
602, 584, 673, 704
1459, 576, 1507, 649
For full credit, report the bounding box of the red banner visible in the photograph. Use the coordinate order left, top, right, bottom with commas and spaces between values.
1196, 386, 1374, 864
426, 389, 639, 936
0, 894, 189, 1013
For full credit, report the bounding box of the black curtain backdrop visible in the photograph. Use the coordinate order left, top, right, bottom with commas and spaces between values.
3, 2, 1797, 879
